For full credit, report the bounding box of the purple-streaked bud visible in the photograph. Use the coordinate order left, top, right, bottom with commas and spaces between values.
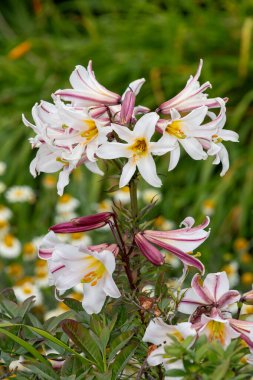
49, 212, 114, 234
241, 289, 253, 305
120, 91, 135, 124
135, 233, 164, 266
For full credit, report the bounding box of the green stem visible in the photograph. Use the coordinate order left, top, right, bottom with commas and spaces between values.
129, 177, 139, 229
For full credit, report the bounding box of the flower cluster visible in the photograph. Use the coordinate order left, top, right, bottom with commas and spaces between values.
143, 271, 253, 375
23, 60, 238, 195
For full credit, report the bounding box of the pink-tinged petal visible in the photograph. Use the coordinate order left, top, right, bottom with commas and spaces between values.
191, 274, 213, 303
38, 248, 53, 260
178, 288, 207, 315
218, 290, 240, 308
122, 78, 145, 98
203, 272, 229, 302
133, 112, 159, 140
143, 235, 204, 272
50, 212, 113, 233
120, 91, 136, 124
135, 233, 164, 266
180, 217, 195, 229
229, 319, 253, 349
119, 159, 136, 188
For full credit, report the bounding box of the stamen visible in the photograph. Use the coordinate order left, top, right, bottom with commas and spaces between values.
166, 120, 186, 139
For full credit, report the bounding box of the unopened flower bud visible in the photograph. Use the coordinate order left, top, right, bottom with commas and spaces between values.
120, 90, 135, 124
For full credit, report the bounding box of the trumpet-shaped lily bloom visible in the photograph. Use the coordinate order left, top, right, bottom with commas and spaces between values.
23, 99, 106, 195
97, 112, 174, 188
197, 312, 240, 348
157, 104, 226, 171
50, 212, 114, 233
198, 101, 239, 176
136, 216, 210, 272
157, 59, 225, 114
38, 231, 121, 314
143, 318, 196, 376
178, 272, 241, 318
55, 60, 145, 109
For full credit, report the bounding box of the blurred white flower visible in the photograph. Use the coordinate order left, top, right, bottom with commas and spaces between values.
0, 162, 7, 175
112, 186, 140, 205
222, 261, 239, 287
0, 205, 12, 221
96, 199, 112, 213
0, 234, 21, 258
56, 194, 80, 213
54, 211, 78, 224
0, 220, 9, 238
9, 356, 29, 372
5, 186, 35, 203
0, 182, 6, 194
142, 189, 161, 204
22, 241, 37, 261
13, 279, 42, 305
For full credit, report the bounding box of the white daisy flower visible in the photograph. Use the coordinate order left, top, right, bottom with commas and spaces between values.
0, 234, 21, 259
56, 194, 80, 213
5, 186, 35, 203
0, 205, 12, 221
13, 279, 42, 305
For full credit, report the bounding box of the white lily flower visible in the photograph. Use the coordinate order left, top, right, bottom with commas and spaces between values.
198, 100, 239, 176
23, 99, 106, 195
97, 112, 174, 188
38, 231, 121, 314
158, 59, 225, 114
143, 317, 196, 378
178, 271, 240, 318
157, 105, 226, 171
198, 312, 240, 348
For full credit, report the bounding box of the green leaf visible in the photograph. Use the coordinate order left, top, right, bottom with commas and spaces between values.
60, 356, 84, 377
111, 341, 138, 379
0, 288, 17, 303
17, 296, 36, 319
166, 369, 186, 377
25, 363, 59, 380
44, 311, 75, 332
63, 298, 85, 313
108, 331, 135, 362
24, 325, 89, 366
211, 359, 230, 380
0, 327, 49, 365
61, 319, 104, 371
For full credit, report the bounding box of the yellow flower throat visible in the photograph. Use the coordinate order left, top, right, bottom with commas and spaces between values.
166, 120, 186, 139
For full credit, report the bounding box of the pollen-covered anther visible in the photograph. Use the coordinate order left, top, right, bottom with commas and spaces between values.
212, 134, 223, 143
81, 120, 98, 142
166, 120, 186, 139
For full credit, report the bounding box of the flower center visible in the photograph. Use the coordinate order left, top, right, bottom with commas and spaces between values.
206, 320, 225, 345
166, 120, 186, 139
81, 256, 106, 286
59, 194, 72, 204
171, 330, 184, 342
81, 120, 98, 142
129, 138, 148, 157
23, 285, 33, 295
4, 234, 15, 247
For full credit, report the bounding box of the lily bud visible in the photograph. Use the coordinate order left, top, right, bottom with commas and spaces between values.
135, 233, 164, 266
49, 212, 114, 233
120, 90, 135, 124
242, 289, 253, 305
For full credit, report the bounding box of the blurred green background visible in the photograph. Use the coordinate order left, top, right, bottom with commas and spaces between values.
0, 0, 253, 286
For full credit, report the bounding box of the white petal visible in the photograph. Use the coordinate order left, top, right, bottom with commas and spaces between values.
147, 346, 165, 366
103, 275, 121, 298
57, 166, 72, 196
181, 106, 208, 127
168, 144, 181, 171
82, 281, 107, 314
134, 112, 159, 140
119, 160, 136, 187
84, 160, 104, 176
180, 138, 207, 160
97, 142, 130, 159
137, 155, 162, 187
111, 124, 134, 142
122, 78, 145, 98
203, 272, 229, 301
143, 318, 174, 345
